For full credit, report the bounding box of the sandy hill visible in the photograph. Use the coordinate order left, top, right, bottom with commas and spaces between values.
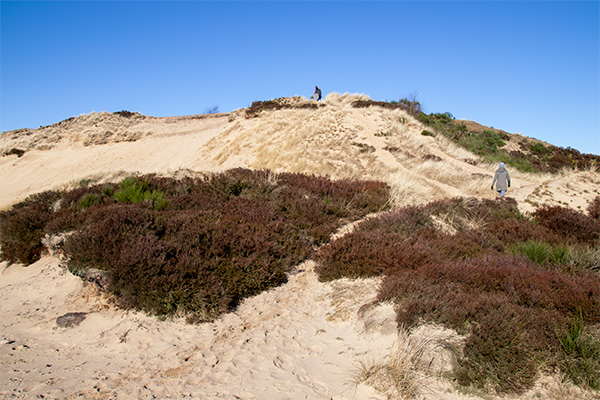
1, 93, 599, 400
2, 93, 599, 212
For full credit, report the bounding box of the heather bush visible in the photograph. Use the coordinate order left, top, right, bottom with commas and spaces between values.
316, 232, 440, 281
1, 169, 390, 322
375, 255, 600, 393
316, 197, 600, 394
377, 255, 600, 330
455, 305, 541, 393
588, 195, 600, 220
534, 205, 600, 245
0, 191, 61, 264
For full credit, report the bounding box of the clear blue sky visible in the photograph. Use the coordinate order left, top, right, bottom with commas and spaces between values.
2, 1, 599, 154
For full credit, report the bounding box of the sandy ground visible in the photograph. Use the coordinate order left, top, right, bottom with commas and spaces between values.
1, 94, 599, 399
0, 256, 397, 399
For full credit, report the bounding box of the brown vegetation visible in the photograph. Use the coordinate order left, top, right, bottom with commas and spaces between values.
316, 196, 600, 394
0, 169, 390, 322
245, 97, 326, 118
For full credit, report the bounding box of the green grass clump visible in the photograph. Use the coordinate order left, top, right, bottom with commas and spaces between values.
513, 240, 572, 267
558, 313, 600, 390
78, 193, 100, 210
113, 176, 168, 210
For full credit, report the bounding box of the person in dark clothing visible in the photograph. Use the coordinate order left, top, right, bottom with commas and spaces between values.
315, 86, 322, 101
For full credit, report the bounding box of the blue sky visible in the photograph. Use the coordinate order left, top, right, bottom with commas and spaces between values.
2, 1, 599, 154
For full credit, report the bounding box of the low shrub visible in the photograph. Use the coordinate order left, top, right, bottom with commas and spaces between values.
588, 195, 600, 220
113, 176, 169, 210
0, 191, 61, 264
530, 142, 550, 155
1, 169, 390, 322
514, 240, 552, 265
316, 197, 600, 394
245, 98, 324, 118
6, 148, 25, 157
113, 176, 149, 203
534, 205, 600, 245
568, 245, 600, 273
455, 305, 542, 393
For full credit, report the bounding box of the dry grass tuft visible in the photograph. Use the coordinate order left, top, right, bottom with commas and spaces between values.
386, 170, 439, 207
352, 328, 437, 399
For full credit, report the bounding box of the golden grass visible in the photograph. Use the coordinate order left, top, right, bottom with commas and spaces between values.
198, 93, 600, 216
352, 327, 436, 399
385, 170, 440, 207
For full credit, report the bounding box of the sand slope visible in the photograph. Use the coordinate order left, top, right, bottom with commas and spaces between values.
1, 94, 599, 399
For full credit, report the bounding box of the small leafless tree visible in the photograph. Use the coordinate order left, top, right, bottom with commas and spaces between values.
205, 105, 220, 114
400, 91, 422, 116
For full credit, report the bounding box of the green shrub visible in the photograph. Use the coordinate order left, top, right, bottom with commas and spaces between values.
416, 113, 430, 125
78, 193, 100, 210
102, 185, 115, 197
549, 244, 572, 267
113, 177, 168, 210
514, 240, 551, 265
114, 177, 149, 203
530, 142, 550, 155
146, 190, 168, 211
421, 130, 436, 137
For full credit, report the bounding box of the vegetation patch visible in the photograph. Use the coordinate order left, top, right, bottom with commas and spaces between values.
113, 110, 141, 118
0, 169, 390, 323
418, 112, 600, 173
352, 98, 422, 116
4, 148, 26, 158
352, 142, 376, 153
353, 98, 600, 173
245, 97, 326, 118
316, 196, 600, 395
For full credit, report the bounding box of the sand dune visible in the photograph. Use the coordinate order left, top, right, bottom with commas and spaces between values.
1, 94, 599, 399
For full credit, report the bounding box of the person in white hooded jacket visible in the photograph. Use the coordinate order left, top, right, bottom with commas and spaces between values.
491, 162, 511, 198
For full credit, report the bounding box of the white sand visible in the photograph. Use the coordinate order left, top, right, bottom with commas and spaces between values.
1, 94, 599, 399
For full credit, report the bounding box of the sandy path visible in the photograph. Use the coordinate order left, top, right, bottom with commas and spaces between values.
1, 256, 395, 399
